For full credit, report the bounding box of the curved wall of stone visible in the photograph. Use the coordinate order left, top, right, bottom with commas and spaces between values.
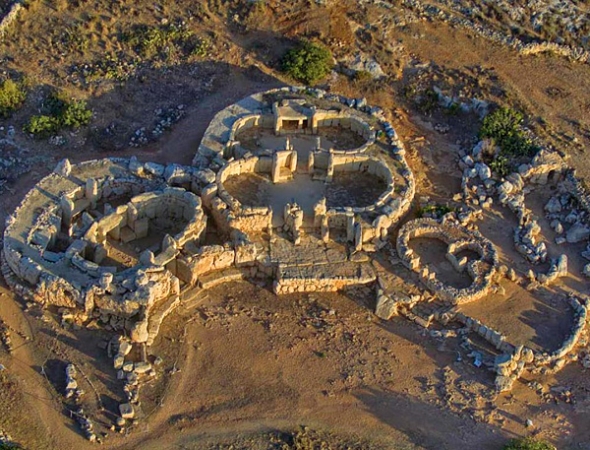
397, 218, 498, 304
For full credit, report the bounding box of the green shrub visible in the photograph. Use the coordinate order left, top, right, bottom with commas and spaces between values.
0, 79, 26, 118
191, 38, 210, 58
479, 107, 537, 157
281, 41, 333, 85
418, 88, 439, 114
402, 84, 439, 115
489, 153, 510, 177
24, 115, 61, 136
24, 92, 92, 137
61, 100, 92, 128
417, 204, 453, 218
503, 437, 556, 450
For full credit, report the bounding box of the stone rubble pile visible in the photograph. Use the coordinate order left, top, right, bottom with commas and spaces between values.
63, 363, 97, 442
106, 336, 156, 431
0, 318, 13, 353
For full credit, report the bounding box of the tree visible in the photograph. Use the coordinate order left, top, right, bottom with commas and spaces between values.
281, 41, 333, 85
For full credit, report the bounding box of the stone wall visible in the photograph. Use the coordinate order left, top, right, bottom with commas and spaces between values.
397, 218, 498, 304
0, 1, 23, 40
2, 158, 207, 331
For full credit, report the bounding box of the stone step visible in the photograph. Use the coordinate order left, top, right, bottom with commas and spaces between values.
146, 295, 180, 346
199, 268, 245, 290
180, 286, 210, 309
274, 261, 376, 294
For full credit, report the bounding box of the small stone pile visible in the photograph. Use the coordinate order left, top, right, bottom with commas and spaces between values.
0, 318, 13, 353
494, 347, 534, 392
109, 337, 156, 430
72, 407, 97, 443
63, 364, 96, 442
129, 105, 186, 147
64, 363, 84, 400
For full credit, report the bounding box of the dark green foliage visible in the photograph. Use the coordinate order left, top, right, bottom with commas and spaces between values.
281, 41, 333, 85
61, 99, 93, 128
416, 204, 453, 218
24, 115, 61, 136
489, 153, 511, 177
445, 102, 461, 115
0, 79, 26, 118
0, 441, 21, 449
402, 84, 439, 114
418, 88, 439, 114
24, 92, 92, 137
503, 437, 556, 450
479, 107, 537, 157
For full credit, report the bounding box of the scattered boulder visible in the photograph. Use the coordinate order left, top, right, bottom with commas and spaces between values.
54, 158, 72, 177
545, 197, 562, 214
119, 403, 135, 420
566, 223, 590, 243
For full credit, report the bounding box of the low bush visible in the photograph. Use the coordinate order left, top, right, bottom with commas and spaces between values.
0, 79, 26, 118
24, 92, 92, 137
503, 437, 556, 450
61, 99, 93, 128
417, 204, 453, 218
479, 107, 537, 157
402, 84, 439, 115
282, 41, 333, 85
24, 115, 61, 136
489, 153, 510, 177
354, 70, 373, 84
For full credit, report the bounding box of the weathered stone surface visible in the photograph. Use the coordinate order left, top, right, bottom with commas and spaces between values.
119, 403, 135, 420
566, 223, 590, 243
375, 294, 396, 320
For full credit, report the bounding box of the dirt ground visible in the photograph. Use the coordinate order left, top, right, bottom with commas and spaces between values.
1, 0, 590, 449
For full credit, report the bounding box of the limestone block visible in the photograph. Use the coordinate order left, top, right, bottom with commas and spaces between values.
93, 245, 107, 264
144, 162, 165, 177
85, 178, 100, 204
108, 226, 121, 241
176, 258, 197, 285
566, 223, 590, 243
120, 227, 136, 243
165, 259, 177, 275
54, 158, 71, 177
73, 199, 91, 217
119, 340, 132, 356
134, 217, 149, 239
113, 355, 124, 369
164, 163, 191, 184
134, 362, 152, 374
119, 403, 135, 420
130, 320, 149, 343
235, 244, 258, 267
375, 294, 396, 320
129, 156, 143, 175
